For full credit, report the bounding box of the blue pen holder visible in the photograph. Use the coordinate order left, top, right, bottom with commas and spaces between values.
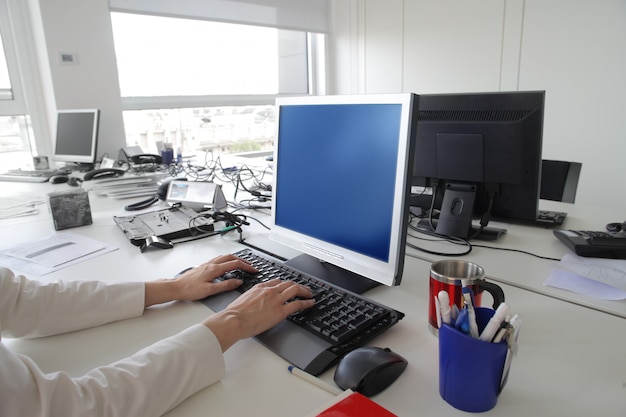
439, 307, 509, 412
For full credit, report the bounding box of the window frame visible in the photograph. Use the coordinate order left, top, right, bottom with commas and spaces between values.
0, 0, 27, 116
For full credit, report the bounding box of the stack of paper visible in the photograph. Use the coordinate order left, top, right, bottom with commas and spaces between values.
0, 234, 116, 276
544, 253, 626, 300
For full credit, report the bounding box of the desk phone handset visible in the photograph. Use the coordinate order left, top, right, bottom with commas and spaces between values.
83, 168, 125, 181
129, 154, 163, 164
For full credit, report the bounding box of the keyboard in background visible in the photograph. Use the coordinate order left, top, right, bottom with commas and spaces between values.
553, 229, 626, 259
200, 248, 404, 376
0, 169, 70, 183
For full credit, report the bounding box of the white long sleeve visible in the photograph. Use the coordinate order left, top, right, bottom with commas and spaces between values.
0, 268, 226, 417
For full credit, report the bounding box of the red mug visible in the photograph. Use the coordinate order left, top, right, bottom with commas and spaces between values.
428, 259, 505, 335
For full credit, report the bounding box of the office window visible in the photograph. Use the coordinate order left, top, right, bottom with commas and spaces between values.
0, 33, 13, 101
122, 105, 275, 157
0, 2, 36, 170
111, 12, 321, 157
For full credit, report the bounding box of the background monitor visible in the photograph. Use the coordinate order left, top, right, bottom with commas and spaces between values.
270, 93, 419, 291
412, 91, 545, 239
53, 109, 100, 167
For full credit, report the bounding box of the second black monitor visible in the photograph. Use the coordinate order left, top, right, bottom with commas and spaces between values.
412, 90, 545, 239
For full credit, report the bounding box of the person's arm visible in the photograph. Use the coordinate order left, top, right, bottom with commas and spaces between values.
0, 254, 256, 338
0, 268, 145, 338
1, 255, 315, 417
0, 323, 225, 417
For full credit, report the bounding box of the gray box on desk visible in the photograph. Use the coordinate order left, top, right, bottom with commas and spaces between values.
48, 188, 93, 230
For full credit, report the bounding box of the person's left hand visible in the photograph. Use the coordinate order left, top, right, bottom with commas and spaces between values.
144, 254, 255, 307
172, 254, 256, 301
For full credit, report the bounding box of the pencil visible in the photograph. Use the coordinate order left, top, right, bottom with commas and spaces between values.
287, 365, 344, 395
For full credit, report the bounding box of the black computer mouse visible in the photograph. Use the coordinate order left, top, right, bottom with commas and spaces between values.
49, 175, 69, 184
334, 346, 408, 397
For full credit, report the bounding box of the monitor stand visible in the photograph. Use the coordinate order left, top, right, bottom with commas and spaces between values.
60, 162, 94, 172
284, 253, 379, 294
417, 218, 506, 241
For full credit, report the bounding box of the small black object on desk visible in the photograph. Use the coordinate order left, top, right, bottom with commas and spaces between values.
83, 168, 125, 181
49, 175, 69, 184
333, 346, 408, 397
140, 235, 174, 253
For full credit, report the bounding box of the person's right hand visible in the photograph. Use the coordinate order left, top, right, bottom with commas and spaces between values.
202, 279, 315, 352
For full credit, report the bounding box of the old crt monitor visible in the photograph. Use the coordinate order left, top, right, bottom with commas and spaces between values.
270, 93, 418, 291
53, 109, 100, 168
412, 91, 545, 239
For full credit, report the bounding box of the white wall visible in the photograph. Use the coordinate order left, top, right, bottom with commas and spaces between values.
330, 0, 626, 212
31, 0, 126, 161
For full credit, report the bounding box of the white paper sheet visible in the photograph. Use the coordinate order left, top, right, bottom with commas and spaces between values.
0, 233, 117, 276
544, 253, 626, 300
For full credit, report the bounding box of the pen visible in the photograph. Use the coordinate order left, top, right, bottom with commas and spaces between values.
454, 308, 470, 335
461, 280, 476, 305
434, 295, 442, 328
492, 326, 508, 343
450, 304, 459, 321
437, 290, 452, 325
462, 286, 479, 338
288, 365, 344, 395
479, 302, 510, 342
500, 314, 522, 390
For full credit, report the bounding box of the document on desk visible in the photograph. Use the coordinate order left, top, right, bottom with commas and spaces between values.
544, 253, 626, 300
0, 233, 117, 276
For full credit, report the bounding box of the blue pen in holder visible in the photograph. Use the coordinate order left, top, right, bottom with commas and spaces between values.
439, 307, 509, 412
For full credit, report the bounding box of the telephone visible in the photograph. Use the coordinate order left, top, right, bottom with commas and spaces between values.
121, 146, 163, 165
83, 168, 125, 181
129, 154, 163, 165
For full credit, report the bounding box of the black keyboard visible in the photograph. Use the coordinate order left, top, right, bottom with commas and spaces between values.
200, 248, 404, 375
553, 229, 626, 259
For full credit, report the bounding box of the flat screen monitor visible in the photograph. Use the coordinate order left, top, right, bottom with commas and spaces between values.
53, 109, 100, 166
412, 91, 545, 239
270, 93, 419, 291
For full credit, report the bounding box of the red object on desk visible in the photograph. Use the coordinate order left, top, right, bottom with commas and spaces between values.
314, 391, 396, 417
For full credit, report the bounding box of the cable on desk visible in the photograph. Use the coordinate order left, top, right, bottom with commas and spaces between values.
407, 221, 473, 256
407, 214, 562, 261
227, 206, 271, 231
469, 243, 561, 261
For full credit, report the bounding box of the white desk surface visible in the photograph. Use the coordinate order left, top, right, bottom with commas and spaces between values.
1, 180, 625, 416
408, 199, 626, 319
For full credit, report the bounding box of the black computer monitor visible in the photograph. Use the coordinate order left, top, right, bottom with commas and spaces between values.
412, 91, 545, 239
53, 109, 100, 168
270, 93, 419, 292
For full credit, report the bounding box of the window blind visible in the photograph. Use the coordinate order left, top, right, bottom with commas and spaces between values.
109, 0, 329, 33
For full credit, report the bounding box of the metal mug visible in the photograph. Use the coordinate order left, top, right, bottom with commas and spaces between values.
428, 259, 505, 335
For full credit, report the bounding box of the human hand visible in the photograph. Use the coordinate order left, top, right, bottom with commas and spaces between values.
144, 254, 256, 307
203, 279, 315, 351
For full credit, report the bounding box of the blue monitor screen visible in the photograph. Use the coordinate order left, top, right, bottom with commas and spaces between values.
274, 103, 402, 262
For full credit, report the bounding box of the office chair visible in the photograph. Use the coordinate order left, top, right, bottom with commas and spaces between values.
540, 159, 582, 203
